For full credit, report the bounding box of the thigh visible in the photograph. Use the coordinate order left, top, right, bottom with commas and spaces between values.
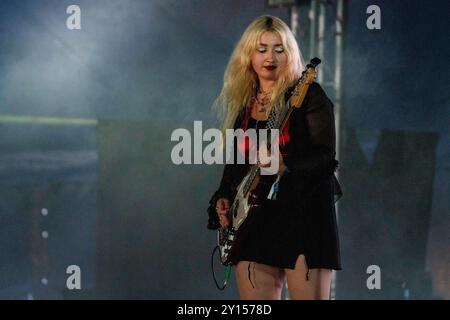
284, 255, 332, 300
236, 261, 285, 300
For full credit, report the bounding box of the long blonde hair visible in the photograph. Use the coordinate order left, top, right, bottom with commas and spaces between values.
213, 15, 305, 134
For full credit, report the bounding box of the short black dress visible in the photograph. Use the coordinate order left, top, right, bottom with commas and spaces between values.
207, 82, 342, 270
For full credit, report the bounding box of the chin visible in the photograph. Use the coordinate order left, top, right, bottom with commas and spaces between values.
260, 74, 278, 81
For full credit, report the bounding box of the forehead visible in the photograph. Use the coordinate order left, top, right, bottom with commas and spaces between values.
258, 31, 282, 45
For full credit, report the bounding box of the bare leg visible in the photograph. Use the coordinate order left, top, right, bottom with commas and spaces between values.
236, 261, 285, 300
285, 255, 332, 300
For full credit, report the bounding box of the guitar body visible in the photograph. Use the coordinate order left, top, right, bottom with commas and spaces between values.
218, 168, 263, 265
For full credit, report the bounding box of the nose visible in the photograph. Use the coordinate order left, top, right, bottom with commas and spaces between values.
265, 49, 275, 62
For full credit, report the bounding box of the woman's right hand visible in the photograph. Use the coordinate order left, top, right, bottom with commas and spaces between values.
216, 198, 230, 227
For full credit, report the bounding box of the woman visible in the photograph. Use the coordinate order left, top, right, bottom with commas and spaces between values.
207, 15, 342, 300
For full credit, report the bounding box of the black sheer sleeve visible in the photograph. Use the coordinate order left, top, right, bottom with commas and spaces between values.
284, 82, 340, 181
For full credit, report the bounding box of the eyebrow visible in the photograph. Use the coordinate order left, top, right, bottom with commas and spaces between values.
258, 43, 283, 46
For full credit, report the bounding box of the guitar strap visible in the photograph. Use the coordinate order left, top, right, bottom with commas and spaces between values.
264, 100, 286, 200
263, 78, 312, 200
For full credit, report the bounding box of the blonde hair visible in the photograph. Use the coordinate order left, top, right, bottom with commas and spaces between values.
213, 15, 305, 134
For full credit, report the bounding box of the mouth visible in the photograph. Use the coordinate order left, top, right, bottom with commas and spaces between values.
264, 66, 277, 71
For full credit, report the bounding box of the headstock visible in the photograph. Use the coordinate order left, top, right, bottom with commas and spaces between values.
289, 57, 321, 108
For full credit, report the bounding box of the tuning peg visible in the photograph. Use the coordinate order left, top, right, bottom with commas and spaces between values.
311, 57, 321, 66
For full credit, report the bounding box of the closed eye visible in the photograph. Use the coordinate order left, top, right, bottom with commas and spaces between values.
275, 46, 284, 53
256, 46, 285, 54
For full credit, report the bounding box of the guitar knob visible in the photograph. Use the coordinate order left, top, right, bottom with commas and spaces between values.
248, 191, 258, 205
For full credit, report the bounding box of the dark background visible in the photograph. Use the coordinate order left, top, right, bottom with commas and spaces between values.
0, 0, 448, 299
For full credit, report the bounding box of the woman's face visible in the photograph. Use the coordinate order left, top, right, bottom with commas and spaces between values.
251, 31, 287, 82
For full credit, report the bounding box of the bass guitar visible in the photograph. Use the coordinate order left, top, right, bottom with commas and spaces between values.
218, 58, 322, 268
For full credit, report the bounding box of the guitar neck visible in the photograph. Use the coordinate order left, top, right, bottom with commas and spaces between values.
239, 58, 320, 198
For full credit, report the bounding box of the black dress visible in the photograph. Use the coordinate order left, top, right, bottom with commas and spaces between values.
207, 82, 343, 270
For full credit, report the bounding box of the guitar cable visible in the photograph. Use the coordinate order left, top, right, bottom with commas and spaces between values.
211, 245, 232, 290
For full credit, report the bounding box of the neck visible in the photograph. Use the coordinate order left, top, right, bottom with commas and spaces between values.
258, 79, 275, 93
